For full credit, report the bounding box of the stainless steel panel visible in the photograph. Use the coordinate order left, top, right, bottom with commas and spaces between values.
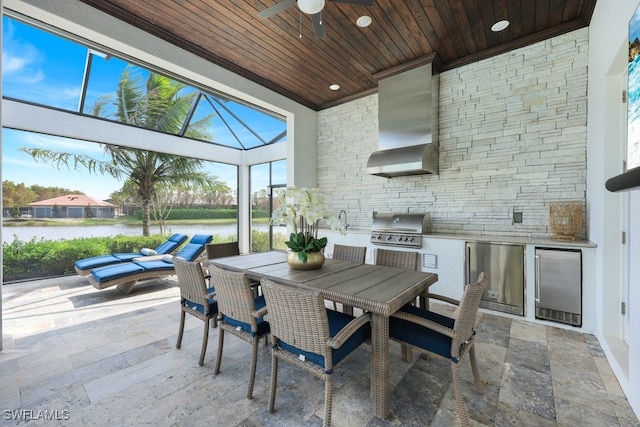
371, 212, 430, 233
535, 248, 582, 321
366, 143, 438, 177
366, 62, 439, 177
377, 64, 437, 150
466, 242, 525, 316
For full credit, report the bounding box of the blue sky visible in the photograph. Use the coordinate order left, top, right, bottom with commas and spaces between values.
2, 128, 240, 200
1, 15, 284, 200
632, 3, 640, 42
2, 129, 125, 199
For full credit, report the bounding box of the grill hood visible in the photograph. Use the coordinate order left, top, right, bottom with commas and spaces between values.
366, 57, 439, 178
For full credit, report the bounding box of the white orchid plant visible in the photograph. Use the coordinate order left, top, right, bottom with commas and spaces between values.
270, 186, 346, 262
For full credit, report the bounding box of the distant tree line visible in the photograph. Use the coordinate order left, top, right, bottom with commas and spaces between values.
3, 181, 84, 208
631, 37, 640, 63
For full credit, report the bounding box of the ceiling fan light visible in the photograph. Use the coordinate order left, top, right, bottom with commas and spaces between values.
298, 0, 325, 15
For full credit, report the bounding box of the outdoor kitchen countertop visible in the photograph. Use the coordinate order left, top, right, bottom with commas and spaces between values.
324, 226, 597, 249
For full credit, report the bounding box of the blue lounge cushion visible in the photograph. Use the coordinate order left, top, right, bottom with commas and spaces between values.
91, 262, 145, 282
175, 236, 212, 261
154, 233, 188, 254
189, 234, 214, 245
389, 304, 458, 362
222, 295, 270, 337
88, 234, 213, 285
75, 255, 120, 270
74, 233, 189, 272
112, 253, 144, 262
277, 309, 371, 369
137, 259, 176, 271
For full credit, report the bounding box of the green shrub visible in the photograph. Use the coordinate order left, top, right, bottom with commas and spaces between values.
2, 231, 286, 283
251, 229, 286, 252
251, 209, 269, 219
2, 235, 165, 283
133, 208, 238, 221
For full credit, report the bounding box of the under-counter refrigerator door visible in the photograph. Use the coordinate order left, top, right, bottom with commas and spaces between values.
466, 242, 525, 316
535, 248, 582, 325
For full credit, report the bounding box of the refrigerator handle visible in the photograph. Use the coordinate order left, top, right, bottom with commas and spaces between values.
535, 254, 540, 303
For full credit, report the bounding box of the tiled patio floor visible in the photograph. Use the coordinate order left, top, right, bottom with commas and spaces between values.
1, 275, 638, 426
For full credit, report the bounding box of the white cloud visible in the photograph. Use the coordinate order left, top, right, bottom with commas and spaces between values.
3, 155, 52, 169
22, 133, 105, 156
1, 21, 45, 84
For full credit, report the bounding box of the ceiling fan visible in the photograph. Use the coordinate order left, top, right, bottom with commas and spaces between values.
258, 0, 375, 39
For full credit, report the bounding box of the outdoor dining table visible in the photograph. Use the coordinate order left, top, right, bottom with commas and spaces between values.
204, 250, 439, 419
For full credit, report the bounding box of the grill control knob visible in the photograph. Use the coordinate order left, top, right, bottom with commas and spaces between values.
386, 235, 392, 241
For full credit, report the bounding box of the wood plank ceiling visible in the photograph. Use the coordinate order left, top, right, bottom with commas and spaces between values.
76, 0, 597, 111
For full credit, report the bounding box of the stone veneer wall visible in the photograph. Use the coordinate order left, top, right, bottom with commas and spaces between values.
317, 28, 589, 239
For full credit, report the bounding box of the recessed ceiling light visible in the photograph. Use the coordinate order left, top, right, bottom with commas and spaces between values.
356, 15, 372, 28
329, 84, 341, 91
491, 20, 510, 32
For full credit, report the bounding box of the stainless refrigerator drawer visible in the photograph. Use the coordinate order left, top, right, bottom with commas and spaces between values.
535, 248, 582, 326
466, 242, 525, 316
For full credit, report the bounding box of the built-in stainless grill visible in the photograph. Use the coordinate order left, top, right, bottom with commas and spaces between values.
370, 212, 430, 248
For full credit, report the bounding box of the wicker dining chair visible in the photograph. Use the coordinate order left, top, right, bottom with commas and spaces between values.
388, 272, 489, 427
376, 247, 427, 306
375, 248, 420, 360
260, 278, 371, 427
206, 241, 240, 259
174, 257, 218, 366
333, 244, 367, 264
208, 266, 270, 399
375, 248, 419, 270
206, 241, 260, 294
331, 244, 367, 313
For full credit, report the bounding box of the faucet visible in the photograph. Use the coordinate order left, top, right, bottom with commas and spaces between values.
338, 210, 350, 229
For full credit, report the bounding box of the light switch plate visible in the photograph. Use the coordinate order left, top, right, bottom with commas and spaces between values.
513, 211, 523, 224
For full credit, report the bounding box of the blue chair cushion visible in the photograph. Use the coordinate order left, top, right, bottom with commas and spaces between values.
75, 255, 120, 270
277, 309, 371, 370
389, 304, 457, 362
91, 262, 145, 282
185, 289, 217, 316
222, 295, 270, 337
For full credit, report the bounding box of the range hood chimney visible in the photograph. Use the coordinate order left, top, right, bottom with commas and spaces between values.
366, 55, 439, 177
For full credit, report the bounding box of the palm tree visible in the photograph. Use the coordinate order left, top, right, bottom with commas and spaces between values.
20, 66, 215, 235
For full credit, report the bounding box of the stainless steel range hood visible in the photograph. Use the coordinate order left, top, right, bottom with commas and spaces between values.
367, 57, 439, 177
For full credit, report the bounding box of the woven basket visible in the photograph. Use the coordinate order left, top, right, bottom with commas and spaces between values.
549, 201, 582, 240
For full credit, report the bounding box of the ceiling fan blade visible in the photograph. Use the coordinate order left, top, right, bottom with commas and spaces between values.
258, 0, 297, 19
330, 0, 375, 6
311, 12, 326, 39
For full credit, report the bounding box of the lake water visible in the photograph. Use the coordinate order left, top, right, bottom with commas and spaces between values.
1, 223, 250, 244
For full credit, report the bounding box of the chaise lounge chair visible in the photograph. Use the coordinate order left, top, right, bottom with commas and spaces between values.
74, 233, 189, 276
87, 234, 213, 294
